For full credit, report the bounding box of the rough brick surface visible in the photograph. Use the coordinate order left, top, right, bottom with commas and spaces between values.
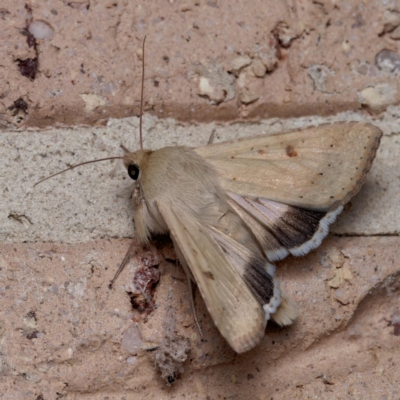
0, 237, 399, 399
1, 0, 400, 127
1, 1, 400, 399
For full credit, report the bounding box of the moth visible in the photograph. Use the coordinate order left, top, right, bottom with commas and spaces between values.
39, 121, 381, 353
118, 121, 381, 353
37, 41, 382, 354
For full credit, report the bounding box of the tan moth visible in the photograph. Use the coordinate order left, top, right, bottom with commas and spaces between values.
37, 39, 382, 353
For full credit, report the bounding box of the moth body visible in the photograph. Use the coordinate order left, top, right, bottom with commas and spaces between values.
124, 147, 286, 330
124, 146, 226, 233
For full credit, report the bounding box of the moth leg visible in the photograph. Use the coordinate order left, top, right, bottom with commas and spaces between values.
185, 266, 204, 340
182, 264, 204, 340
109, 185, 153, 288
108, 239, 136, 289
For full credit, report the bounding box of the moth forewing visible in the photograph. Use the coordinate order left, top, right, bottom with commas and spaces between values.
195, 122, 382, 211
156, 201, 266, 354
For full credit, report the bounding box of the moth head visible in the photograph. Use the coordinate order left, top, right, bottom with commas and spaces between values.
123, 150, 151, 181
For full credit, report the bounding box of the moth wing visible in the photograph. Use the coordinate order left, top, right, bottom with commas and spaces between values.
226, 193, 343, 261
195, 122, 382, 211
156, 201, 267, 354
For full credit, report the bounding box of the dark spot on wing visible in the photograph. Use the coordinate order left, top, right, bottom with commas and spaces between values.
212, 222, 275, 306
268, 206, 327, 248
204, 271, 215, 280
258, 149, 266, 155
286, 145, 298, 157
238, 196, 330, 253
243, 257, 274, 305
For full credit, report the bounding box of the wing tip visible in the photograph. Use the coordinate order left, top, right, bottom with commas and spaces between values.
270, 288, 298, 327
336, 122, 382, 207
229, 329, 265, 354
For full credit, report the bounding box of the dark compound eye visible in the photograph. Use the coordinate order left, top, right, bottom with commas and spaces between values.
128, 163, 140, 180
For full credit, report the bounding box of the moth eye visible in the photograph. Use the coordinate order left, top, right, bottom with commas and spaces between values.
128, 163, 140, 180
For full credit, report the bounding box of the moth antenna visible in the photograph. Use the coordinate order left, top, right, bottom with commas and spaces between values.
139, 36, 146, 150
120, 144, 130, 154
34, 156, 123, 187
